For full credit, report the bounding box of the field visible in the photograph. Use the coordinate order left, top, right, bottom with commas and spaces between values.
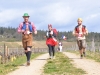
0, 41, 76, 48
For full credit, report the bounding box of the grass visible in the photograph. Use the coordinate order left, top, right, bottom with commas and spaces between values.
86, 51, 100, 62
0, 53, 42, 75
67, 50, 100, 62
43, 52, 86, 75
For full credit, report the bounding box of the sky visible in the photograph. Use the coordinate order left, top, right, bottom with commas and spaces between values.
0, 0, 100, 32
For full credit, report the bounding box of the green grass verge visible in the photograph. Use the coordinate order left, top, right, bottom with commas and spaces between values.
86, 51, 100, 62
67, 50, 100, 62
43, 52, 86, 75
0, 53, 42, 75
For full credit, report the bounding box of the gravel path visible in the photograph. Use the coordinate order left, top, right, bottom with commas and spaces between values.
7, 53, 49, 75
7, 52, 100, 75
63, 52, 100, 75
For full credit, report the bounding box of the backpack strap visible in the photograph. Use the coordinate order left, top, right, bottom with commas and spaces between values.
28, 22, 33, 32
22, 22, 26, 31
82, 25, 86, 28
75, 25, 79, 33
82, 25, 86, 32
75, 25, 86, 33
53, 29, 57, 37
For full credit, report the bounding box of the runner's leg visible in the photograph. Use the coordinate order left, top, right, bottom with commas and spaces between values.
26, 50, 31, 66
26, 37, 32, 65
77, 40, 83, 58
48, 44, 52, 58
52, 46, 55, 57
82, 40, 86, 57
26, 47, 32, 61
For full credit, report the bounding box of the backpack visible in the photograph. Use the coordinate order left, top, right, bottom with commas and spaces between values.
22, 22, 33, 32
75, 25, 86, 33
53, 28, 58, 37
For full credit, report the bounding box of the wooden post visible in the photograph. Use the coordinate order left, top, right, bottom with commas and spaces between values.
2, 43, 6, 64
4, 43, 5, 56
5, 46, 8, 63
5, 46, 7, 56
92, 38, 95, 52
1, 43, 6, 64
7, 48, 9, 56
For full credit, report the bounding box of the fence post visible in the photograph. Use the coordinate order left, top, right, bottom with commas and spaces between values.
7, 48, 9, 56
4, 43, 6, 56
5, 46, 8, 56
92, 38, 95, 52
1, 43, 6, 64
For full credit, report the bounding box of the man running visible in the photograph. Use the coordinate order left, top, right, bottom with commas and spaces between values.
73, 18, 88, 59
17, 13, 37, 65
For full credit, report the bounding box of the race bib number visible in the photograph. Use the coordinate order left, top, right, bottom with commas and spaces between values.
78, 33, 83, 38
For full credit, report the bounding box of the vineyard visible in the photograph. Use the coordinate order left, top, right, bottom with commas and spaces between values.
0, 40, 99, 64
0, 47, 48, 64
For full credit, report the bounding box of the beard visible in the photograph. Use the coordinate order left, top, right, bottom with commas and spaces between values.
78, 23, 82, 25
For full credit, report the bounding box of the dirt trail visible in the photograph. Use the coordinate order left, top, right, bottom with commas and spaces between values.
63, 52, 100, 75
7, 52, 100, 75
7, 53, 49, 75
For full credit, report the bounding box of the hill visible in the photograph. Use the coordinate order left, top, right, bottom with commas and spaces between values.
0, 27, 100, 42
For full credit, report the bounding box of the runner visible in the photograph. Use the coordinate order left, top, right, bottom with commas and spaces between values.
46, 24, 58, 59
73, 18, 88, 59
17, 13, 37, 65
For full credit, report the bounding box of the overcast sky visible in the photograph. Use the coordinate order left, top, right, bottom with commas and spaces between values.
0, 0, 100, 32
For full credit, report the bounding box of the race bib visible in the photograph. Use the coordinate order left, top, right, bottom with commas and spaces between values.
78, 33, 83, 38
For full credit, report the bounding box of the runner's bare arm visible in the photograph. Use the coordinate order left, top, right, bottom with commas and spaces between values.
72, 29, 78, 36
83, 28, 88, 35
85, 28, 88, 35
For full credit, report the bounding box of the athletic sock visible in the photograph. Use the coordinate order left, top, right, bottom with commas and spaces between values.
26, 51, 31, 62
83, 52, 85, 54
81, 55, 83, 59
83, 52, 86, 57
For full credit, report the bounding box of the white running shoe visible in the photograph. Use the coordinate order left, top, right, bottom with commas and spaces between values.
49, 56, 52, 59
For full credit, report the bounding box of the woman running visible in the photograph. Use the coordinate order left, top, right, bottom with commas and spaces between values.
46, 24, 58, 59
